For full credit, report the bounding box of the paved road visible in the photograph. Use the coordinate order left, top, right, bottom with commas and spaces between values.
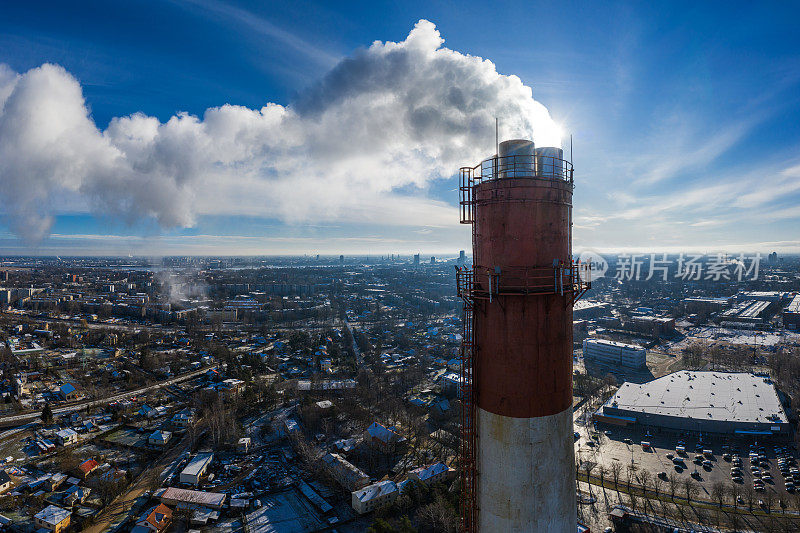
0, 365, 216, 428
344, 320, 362, 365
5, 309, 177, 334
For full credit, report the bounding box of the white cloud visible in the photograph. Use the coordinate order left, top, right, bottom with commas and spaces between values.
0, 20, 562, 244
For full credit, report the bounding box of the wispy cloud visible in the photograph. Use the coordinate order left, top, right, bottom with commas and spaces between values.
631, 115, 761, 186
174, 0, 340, 69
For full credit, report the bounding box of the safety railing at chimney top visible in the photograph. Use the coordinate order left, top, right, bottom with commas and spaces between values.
459, 154, 574, 224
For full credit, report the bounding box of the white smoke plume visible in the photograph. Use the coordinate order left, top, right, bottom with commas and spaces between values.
0, 20, 562, 243
155, 270, 208, 305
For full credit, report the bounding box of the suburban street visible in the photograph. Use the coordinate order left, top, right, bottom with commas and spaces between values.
0, 365, 216, 427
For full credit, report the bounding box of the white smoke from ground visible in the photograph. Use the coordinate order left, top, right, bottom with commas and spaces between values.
155, 270, 208, 306
0, 20, 562, 243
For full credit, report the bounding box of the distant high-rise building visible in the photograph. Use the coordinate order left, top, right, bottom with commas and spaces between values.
430, 256, 435, 264
459, 250, 466, 263
0, 270, 7, 282
413, 254, 420, 265
339, 255, 344, 263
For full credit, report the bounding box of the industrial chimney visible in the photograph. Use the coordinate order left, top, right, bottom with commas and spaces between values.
457, 139, 589, 532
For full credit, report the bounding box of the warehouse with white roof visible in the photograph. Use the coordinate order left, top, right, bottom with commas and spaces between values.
595, 371, 790, 436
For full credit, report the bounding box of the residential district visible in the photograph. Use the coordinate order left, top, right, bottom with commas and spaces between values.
0, 253, 799, 532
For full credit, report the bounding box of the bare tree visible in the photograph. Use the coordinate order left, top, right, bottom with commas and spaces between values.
174, 505, 193, 528
639, 468, 651, 494
637, 469, 652, 513
652, 476, 664, 499
729, 510, 742, 531
610, 462, 622, 489
711, 481, 726, 508
143, 468, 162, 492
683, 478, 698, 504
416, 495, 458, 533
744, 484, 756, 511
626, 464, 638, 492
667, 472, 678, 500
730, 483, 741, 510
584, 462, 596, 497
628, 491, 639, 512
765, 489, 775, 513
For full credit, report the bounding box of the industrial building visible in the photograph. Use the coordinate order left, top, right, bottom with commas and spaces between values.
684, 296, 732, 313
738, 291, 789, 302
720, 297, 776, 327
627, 315, 675, 336
572, 300, 611, 319
583, 338, 646, 369
156, 487, 226, 509
784, 294, 800, 330
457, 139, 588, 532
595, 371, 790, 436
180, 452, 214, 486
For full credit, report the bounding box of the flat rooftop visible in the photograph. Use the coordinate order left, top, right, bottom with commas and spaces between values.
739, 300, 771, 319
584, 338, 643, 350
685, 297, 731, 303
604, 371, 787, 425
786, 294, 800, 314
631, 315, 674, 323
740, 291, 787, 300
574, 300, 609, 310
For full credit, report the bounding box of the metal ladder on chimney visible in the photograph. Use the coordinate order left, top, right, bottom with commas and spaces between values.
456, 267, 477, 532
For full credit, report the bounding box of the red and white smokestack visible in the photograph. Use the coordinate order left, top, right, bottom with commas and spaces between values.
468, 139, 577, 532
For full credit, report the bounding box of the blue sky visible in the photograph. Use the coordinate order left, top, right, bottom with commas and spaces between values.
1, 1, 800, 256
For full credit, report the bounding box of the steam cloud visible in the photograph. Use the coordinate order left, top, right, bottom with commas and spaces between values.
156, 270, 208, 305
0, 20, 562, 243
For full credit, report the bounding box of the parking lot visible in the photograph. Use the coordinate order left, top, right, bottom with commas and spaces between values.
575, 411, 800, 505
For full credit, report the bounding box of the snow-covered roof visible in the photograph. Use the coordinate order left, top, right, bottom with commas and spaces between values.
354, 480, 397, 502
410, 462, 452, 482
604, 371, 788, 425
35, 505, 71, 526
